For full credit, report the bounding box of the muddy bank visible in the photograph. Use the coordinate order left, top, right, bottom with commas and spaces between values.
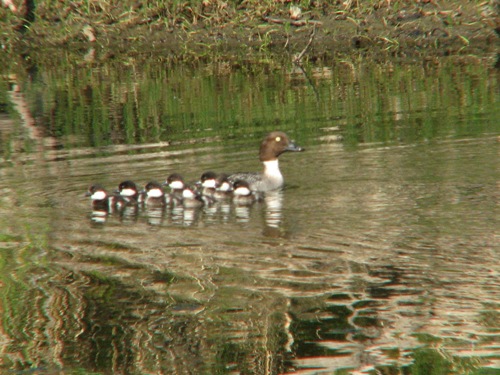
1, 0, 499, 64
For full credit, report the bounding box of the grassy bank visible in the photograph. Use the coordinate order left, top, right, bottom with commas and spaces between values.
0, 0, 499, 62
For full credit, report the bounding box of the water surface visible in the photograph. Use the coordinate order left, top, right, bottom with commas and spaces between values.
0, 55, 499, 374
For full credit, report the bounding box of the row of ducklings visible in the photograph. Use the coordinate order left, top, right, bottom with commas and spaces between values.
86, 172, 259, 212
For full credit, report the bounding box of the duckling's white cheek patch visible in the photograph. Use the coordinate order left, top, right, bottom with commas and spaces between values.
219, 182, 231, 192
234, 187, 251, 196
147, 188, 163, 198
276, 136, 281, 142
91, 191, 106, 200
203, 180, 217, 188
170, 181, 184, 190
120, 188, 136, 197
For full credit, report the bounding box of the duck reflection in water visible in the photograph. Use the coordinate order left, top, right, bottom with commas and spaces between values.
182, 207, 201, 226
234, 205, 251, 223
203, 203, 219, 224
145, 206, 165, 226
263, 190, 284, 237
89, 209, 108, 225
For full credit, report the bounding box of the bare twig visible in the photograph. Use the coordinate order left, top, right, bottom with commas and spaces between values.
293, 25, 316, 64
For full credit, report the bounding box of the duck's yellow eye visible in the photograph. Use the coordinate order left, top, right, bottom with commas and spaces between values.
275, 136, 281, 142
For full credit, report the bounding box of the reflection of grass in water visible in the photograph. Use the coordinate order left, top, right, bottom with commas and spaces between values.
368, 346, 490, 375
77, 239, 138, 252
77, 254, 178, 280
478, 305, 499, 330
2, 2, 497, 158
409, 335, 495, 375
412, 348, 452, 375
413, 332, 442, 344
82, 255, 142, 271
0, 236, 57, 371
2, 56, 497, 153
413, 347, 490, 375
0, 237, 495, 374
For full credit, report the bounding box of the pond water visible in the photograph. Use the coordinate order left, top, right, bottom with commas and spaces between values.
0, 54, 499, 375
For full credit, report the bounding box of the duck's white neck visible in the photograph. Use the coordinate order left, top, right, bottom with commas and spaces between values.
263, 159, 283, 182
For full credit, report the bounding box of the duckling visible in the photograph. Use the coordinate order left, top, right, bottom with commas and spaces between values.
232, 179, 259, 206
143, 181, 167, 207
86, 184, 128, 212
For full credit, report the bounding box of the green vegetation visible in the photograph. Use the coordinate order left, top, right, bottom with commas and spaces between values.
1, 56, 496, 153
0, 0, 497, 61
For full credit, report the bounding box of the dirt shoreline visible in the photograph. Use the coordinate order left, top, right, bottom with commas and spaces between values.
1, 0, 499, 65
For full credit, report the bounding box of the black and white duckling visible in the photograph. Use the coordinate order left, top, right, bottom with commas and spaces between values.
142, 181, 167, 207
164, 173, 185, 204
86, 184, 128, 212
117, 180, 141, 204
199, 171, 218, 199
214, 173, 233, 200
182, 184, 213, 208
232, 179, 259, 206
